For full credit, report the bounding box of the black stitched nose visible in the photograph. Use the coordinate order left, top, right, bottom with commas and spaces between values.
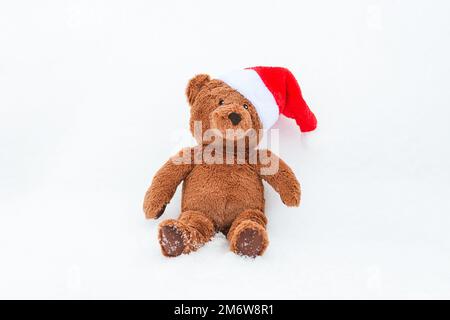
228, 112, 241, 125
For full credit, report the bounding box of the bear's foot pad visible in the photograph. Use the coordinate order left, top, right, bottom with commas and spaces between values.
159, 225, 186, 257
235, 228, 265, 257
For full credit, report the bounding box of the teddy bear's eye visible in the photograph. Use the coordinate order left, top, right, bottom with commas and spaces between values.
243, 104, 249, 110
218, 99, 224, 106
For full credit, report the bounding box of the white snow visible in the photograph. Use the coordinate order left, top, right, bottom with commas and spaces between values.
1, 0, 450, 299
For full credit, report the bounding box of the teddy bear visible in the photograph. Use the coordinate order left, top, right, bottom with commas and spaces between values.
143, 66, 317, 257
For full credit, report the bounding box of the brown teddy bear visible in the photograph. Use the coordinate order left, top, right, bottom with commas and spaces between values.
143, 67, 317, 257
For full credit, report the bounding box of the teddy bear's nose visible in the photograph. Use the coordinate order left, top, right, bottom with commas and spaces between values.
228, 112, 242, 125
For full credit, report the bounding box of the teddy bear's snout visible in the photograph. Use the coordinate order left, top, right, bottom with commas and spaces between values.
210, 104, 253, 135
228, 112, 242, 125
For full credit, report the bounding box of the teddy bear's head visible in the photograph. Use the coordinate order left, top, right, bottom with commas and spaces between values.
186, 74, 263, 145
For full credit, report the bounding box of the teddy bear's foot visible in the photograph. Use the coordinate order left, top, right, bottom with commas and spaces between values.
228, 209, 268, 257
230, 222, 268, 257
159, 223, 186, 257
158, 211, 215, 257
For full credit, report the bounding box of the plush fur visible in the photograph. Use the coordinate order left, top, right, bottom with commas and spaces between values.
143, 74, 301, 257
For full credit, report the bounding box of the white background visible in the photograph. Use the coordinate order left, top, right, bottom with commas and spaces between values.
1, 0, 450, 299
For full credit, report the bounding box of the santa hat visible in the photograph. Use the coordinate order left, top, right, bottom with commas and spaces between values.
217, 66, 317, 132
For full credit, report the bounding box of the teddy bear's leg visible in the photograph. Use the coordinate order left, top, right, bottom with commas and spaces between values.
227, 209, 269, 257
158, 210, 215, 257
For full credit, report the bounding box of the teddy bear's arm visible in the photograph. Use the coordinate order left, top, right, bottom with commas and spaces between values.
258, 150, 301, 207
143, 148, 194, 219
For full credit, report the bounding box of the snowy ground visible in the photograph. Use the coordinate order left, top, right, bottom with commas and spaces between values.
1, 0, 450, 299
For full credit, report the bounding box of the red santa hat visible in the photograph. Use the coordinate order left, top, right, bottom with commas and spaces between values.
217, 66, 317, 132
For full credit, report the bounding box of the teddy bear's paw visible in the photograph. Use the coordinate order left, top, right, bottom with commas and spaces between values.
230, 221, 268, 258
158, 223, 187, 257
144, 202, 167, 219
281, 189, 301, 207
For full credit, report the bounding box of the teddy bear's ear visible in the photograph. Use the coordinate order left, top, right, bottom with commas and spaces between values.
186, 74, 211, 105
